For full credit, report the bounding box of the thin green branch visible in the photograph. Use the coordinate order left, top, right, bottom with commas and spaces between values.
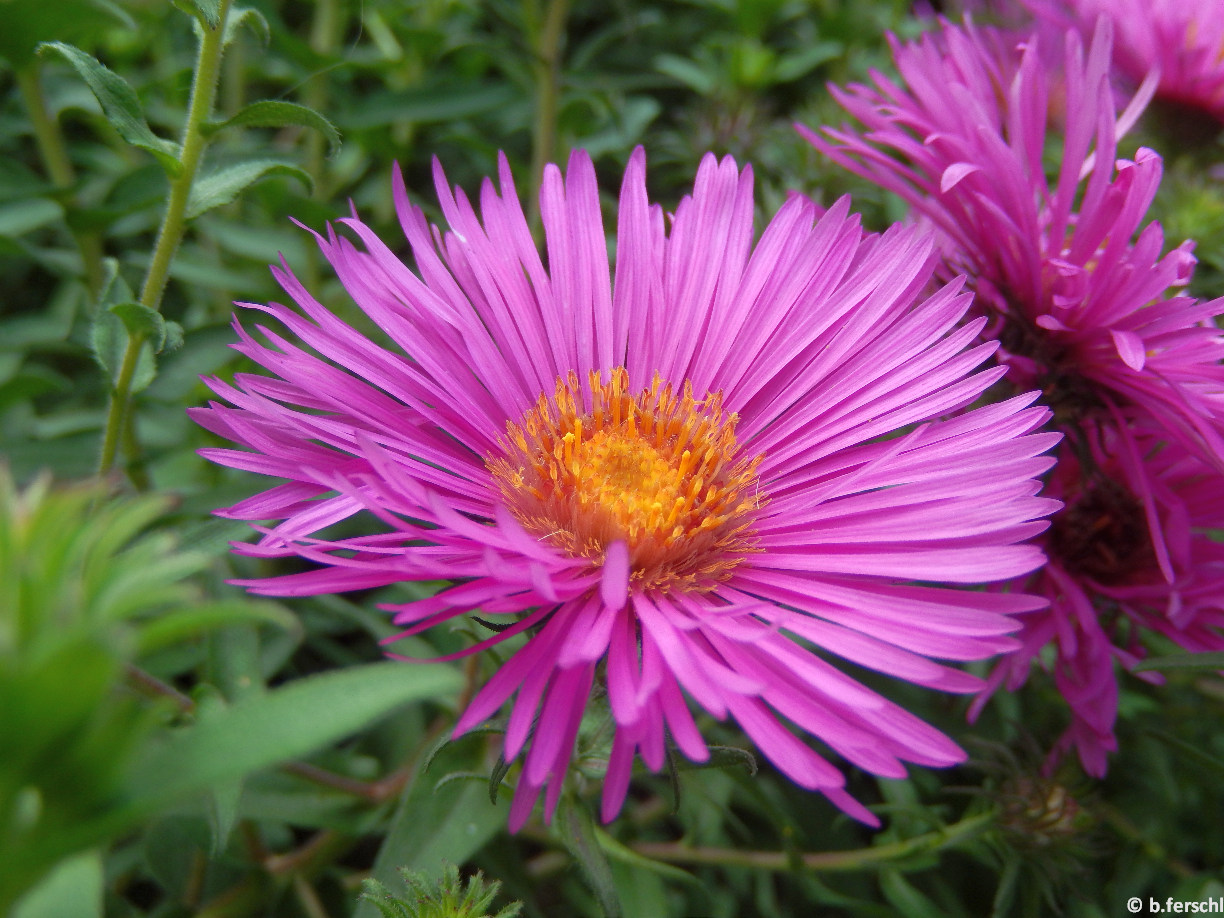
527, 0, 570, 237
16, 62, 106, 299
630, 810, 996, 873
98, 0, 234, 481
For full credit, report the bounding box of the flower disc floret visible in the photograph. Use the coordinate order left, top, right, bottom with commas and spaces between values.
489, 367, 762, 592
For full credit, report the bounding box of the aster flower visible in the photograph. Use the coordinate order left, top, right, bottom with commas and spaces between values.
192, 147, 1058, 830
803, 18, 1224, 775
802, 18, 1224, 473
1027, 0, 1224, 125
971, 420, 1224, 775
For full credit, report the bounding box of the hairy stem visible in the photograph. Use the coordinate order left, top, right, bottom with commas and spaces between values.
98, 0, 234, 480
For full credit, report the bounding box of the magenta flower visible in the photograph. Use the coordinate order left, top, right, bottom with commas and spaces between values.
802, 19, 1224, 474
971, 420, 1224, 775
804, 18, 1224, 775
193, 148, 1058, 830
1028, 0, 1224, 123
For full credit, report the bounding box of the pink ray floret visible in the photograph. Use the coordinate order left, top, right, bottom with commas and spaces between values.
194, 147, 1058, 830
805, 17, 1224, 775
801, 18, 1224, 473
1028, 0, 1224, 123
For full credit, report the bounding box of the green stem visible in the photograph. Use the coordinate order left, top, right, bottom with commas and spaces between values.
98, 0, 233, 480
16, 62, 106, 299
306, 0, 340, 197
630, 810, 996, 873
527, 0, 569, 237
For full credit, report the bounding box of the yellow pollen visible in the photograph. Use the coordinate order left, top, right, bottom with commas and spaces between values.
487, 367, 764, 592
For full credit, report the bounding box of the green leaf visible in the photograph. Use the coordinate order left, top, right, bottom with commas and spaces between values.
672, 744, 757, 774
224, 8, 272, 49
123, 662, 462, 811
135, 599, 300, 655
89, 308, 155, 392
558, 796, 622, 918
171, 0, 221, 28
163, 320, 185, 353
0, 0, 132, 67
594, 825, 703, 890
109, 302, 166, 351
0, 198, 62, 238
489, 753, 512, 805
96, 257, 133, 310
337, 83, 518, 129
772, 40, 843, 82
1132, 651, 1224, 673
203, 100, 340, 155
37, 43, 182, 176
186, 159, 312, 219
1144, 729, 1224, 778
0, 199, 61, 238
353, 744, 508, 918
654, 53, 717, 95
879, 868, 945, 918
11, 849, 103, 918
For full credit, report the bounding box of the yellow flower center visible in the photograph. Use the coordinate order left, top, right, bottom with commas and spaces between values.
488, 367, 764, 592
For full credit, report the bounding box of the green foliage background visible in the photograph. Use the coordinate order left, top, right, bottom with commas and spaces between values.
1, 1, 1222, 915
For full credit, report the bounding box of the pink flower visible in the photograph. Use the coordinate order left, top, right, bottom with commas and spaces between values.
972, 421, 1224, 775
802, 18, 1224, 473
804, 17, 1224, 776
192, 148, 1058, 830
1028, 0, 1224, 123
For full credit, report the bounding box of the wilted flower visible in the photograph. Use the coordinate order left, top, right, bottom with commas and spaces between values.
193, 147, 1058, 830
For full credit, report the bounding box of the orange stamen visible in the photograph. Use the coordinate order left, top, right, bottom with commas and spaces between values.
487, 368, 764, 592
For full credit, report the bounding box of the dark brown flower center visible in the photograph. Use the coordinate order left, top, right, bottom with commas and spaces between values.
1047, 478, 1154, 584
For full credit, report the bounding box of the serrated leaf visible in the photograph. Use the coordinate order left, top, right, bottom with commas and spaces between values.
109, 302, 166, 351
203, 101, 340, 155
186, 160, 312, 219
37, 43, 182, 176
123, 662, 462, 811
